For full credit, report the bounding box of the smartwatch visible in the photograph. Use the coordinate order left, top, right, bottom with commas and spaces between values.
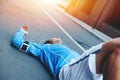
20, 41, 29, 52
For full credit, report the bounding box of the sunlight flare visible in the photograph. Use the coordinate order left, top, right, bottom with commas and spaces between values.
45, 0, 60, 4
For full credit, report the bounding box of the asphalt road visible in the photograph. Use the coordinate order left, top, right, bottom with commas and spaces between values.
0, 0, 103, 80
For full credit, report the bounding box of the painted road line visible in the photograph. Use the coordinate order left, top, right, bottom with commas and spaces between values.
33, 0, 86, 52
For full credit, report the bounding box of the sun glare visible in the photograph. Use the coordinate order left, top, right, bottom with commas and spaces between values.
45, 0, 60, 4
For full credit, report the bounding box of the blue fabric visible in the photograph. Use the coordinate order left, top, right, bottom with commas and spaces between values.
12, 30, 80, 79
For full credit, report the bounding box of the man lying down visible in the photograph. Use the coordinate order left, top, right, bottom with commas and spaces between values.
12, 26, 120, 80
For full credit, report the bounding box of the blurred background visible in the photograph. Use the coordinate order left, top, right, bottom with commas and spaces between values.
57, 0, 120, 38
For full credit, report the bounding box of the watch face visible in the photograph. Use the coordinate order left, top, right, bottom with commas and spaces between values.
21, 44, 28, 51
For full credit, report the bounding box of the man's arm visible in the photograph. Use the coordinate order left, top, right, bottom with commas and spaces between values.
12, 26, 29, 48
12, 26, 42, 56
96, 38, 120, 73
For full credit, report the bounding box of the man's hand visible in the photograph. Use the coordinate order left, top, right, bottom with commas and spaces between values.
20, 26, 29, 35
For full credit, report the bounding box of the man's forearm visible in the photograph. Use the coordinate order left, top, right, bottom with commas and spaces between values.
12, 30, 24, 48
96, 38, 120, 73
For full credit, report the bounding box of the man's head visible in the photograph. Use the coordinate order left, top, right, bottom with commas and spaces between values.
44, 37, 62, 44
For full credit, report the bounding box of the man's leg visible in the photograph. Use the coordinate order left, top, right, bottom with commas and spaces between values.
102, 48, 120, 80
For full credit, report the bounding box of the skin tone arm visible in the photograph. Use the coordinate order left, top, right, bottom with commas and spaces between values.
96, 38, 120, 80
